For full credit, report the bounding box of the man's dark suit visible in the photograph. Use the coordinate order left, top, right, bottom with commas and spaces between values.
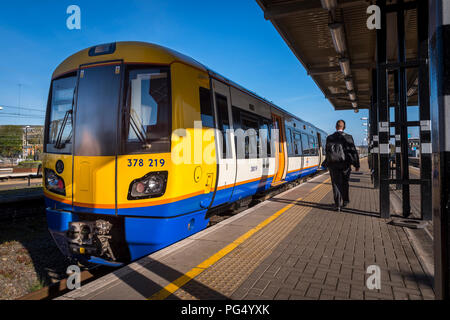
324, 131, 360, 208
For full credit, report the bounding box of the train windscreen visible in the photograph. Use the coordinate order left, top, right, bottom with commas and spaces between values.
73, 64, 121, 156
121, 66, 171, 154
45, 64, 171, 156
45, 74, 77, 154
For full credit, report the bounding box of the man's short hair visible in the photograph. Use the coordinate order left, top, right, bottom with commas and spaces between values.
336, 120, 346, 130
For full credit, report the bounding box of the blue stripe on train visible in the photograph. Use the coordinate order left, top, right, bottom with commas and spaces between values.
117, 192, 212, 217
229, 176, 274, 203
300, 166, 319, 177
285, 166, 319, 182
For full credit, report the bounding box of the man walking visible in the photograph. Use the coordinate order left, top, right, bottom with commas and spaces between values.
324, 120, 360, 211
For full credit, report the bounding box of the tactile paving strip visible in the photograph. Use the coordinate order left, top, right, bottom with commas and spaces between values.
169, 181, 331, 299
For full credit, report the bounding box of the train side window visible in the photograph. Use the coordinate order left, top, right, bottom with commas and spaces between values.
232, 106, 241, 129
199, 87, 214, 128
315, 138, 318, 155
309, 135, 317, 156
232, 107, 242, 159
240, 115, 259, 159
294, 133, 303, 156
314, 136, 318, 155
216, 93, 232, 159
259, 120, 271, 158
293, 132, 298, 155
286, 128, 293, 156
301, 133, 310, 155
267, 122, 273, 157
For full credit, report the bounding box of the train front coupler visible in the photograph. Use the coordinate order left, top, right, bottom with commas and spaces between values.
66, 220, 116, 261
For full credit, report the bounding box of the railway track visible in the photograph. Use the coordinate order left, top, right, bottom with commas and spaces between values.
0, 198, 45, 222
0, 186, 44, 222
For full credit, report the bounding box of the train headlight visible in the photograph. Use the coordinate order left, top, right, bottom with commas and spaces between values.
128, 171, 168, 200
44, 168, 66, 196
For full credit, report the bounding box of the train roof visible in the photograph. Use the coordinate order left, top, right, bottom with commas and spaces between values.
206, 69, 327, 136
53, 41, 327, 136
52, 41, 208, 79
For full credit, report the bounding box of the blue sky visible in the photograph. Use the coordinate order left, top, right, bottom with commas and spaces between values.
0, 0, 372, 144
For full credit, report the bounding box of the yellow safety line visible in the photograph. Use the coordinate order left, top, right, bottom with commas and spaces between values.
148, 177, 331, 300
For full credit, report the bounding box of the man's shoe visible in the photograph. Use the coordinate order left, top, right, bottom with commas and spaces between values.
343, 201, 349, 207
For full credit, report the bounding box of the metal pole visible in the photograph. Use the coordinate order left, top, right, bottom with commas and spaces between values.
397, 0, 411, 217
25, 127, 28, 158
418, 0, 432, 221
429, 0, 450, 301
370, 69, 379, 188
376, 0, 390, 218
394, 70, 402, 190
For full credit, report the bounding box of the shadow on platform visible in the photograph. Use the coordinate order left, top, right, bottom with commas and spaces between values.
268, 197, 380, 218
90, 257, 229, 300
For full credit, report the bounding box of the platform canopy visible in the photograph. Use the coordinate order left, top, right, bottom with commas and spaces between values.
256, 0, 419, 111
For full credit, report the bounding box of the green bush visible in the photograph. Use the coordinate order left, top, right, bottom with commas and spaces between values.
17, 160, 42, 168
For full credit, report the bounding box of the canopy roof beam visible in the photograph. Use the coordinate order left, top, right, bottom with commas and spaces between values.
263, 0, 365, 20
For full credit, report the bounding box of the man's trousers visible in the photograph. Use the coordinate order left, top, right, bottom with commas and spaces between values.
329, 166, 351, 207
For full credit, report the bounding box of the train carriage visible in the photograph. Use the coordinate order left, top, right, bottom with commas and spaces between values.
43, 42, 327, 265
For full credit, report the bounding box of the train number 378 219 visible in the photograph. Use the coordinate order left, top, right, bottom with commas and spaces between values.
127, 159, 166, 167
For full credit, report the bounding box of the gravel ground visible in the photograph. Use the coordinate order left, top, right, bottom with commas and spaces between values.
208, 210, 235, 227
0, 215, 72, 300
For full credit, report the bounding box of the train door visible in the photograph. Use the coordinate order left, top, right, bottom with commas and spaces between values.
210, 79, 236, 206
272, 114, 287, 185
317, 132, 323, 166
72, 63, 122, 213
301, 133, 311, 175
294, 131, 305, 175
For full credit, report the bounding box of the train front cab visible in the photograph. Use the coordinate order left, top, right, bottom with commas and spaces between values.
43, 42, 325, 266
44, 43, 218, 265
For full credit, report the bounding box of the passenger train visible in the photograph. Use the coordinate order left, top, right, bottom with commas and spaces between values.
43, 42, 328, 266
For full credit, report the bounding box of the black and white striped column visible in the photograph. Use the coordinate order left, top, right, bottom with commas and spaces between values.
429, 0, 450, 301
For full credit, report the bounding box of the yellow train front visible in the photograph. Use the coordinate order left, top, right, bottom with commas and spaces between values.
44, 41, 327, 266
44, 42, 219, 266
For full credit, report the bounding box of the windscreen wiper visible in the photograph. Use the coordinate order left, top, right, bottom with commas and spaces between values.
54, 85, 76, 150
124, 84, 151, 149
54, 109, 73, 149
128, 110, 147, 144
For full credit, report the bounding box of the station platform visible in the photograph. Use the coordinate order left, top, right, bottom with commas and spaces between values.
58, 160, 435, 300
